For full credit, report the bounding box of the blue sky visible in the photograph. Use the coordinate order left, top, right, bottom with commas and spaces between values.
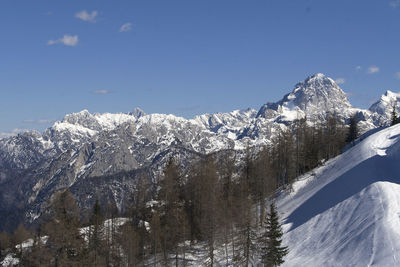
1, 0, 400, 135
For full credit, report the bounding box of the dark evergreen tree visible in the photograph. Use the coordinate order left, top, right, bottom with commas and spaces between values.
391, 104, 398, 126
260, 202, 288, 267
346, 114, 359, 144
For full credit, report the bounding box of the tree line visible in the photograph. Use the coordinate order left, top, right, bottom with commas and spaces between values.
0, 113, 359, 266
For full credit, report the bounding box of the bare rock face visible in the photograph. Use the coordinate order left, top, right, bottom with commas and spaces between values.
0, 74, 398, 231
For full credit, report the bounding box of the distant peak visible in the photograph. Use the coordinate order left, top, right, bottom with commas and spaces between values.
257, 73, 351, 119
130, 107, 146, 119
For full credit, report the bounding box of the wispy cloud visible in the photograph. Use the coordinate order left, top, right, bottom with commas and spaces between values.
48, 35, 78, 46
92, 90, 111, 95
355, 66, 362, 71
75, 10, 98, 23
395, 72, 400, 79
367, 65, 379, 74
335, 78, 345, 85
390, 0, 400, 8
23, 119, 53, 124
119, 22, 132, 32
38, 119, 53, 124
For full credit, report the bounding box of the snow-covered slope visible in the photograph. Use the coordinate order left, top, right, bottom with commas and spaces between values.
278, 124, 400, 266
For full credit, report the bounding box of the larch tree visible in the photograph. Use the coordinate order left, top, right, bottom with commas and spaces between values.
157, 158, 188, 266
194, 156, 222, 267
44, 190, 85, 266
87, 199, 106, 266
13, 223, 30, 262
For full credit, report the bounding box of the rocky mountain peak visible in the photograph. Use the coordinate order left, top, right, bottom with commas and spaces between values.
62, 109, 100, 130
130, 107, 146, 119
369, 90, 400, 114
368, 90, 400, 126
257, 73, 352, 121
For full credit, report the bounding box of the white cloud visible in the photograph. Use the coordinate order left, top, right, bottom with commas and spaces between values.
75, 10, 98, 23
48, 35, 78, 46
92, 90, 111, 95
335, 78, 345, 85
355, 66, 362, 71
119, 22, 132, 32
395, 72, 400, 79
367, 65, 379, 74
0, 129, 28, 139
390, 0, 400, 8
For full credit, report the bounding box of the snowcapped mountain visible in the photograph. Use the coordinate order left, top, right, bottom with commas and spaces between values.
369, 90, 400, 126
0, 73, 399, 231
257, 73, 353, 122
277, 123, 400, 266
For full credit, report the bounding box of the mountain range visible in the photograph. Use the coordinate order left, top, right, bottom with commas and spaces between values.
1, 73, 399, 232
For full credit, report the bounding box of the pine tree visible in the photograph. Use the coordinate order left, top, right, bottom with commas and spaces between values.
260, 202, 288, 267
391, 104, 398, 126
346, 114, 359, 144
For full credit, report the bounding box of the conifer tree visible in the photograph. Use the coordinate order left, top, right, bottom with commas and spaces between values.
391, 104, 398, 126
346, 114, 359, 144
260, 202, 288, 267
22, 229, 52, 267
87, 199, 106, 266
44, 190, 85, 266
104, 203, 121, 266
0, 231, 12, 257
13, 223, 30, 262
158, 158, 188, 266
190, 156, 222, 266
149, 211, 162, 266
119, 223, 141, 267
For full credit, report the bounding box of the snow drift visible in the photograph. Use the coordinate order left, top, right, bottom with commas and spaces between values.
279, 124, 400, 266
